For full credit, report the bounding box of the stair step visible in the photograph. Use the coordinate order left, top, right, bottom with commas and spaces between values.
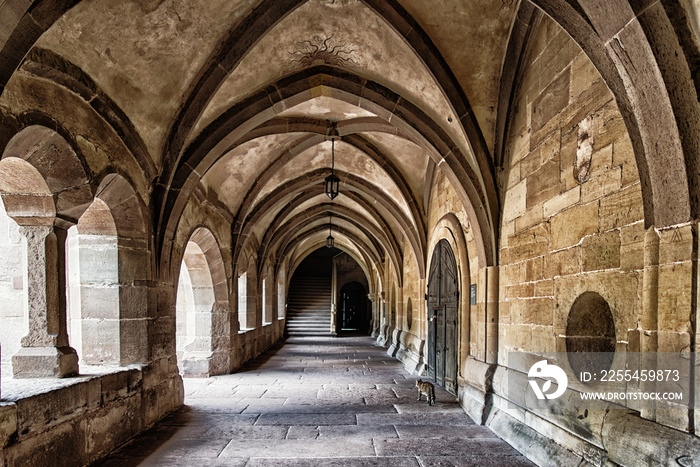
287, 322, 330, 326
286, 275, 333, 335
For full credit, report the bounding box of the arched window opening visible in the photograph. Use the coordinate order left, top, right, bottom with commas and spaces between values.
176, 261, 196, 368
69, 199, 119, 365
175, 228, 230, 377
262, 277, 273, 325
277, 267, 287, 321
65, 174, 149, 368
0, 154, 78, 378
238, 272, 249, 330
176, 240, 215, 376
0, 199, 27, 381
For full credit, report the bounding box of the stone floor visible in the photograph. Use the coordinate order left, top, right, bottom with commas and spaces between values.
93, 336, 534, 466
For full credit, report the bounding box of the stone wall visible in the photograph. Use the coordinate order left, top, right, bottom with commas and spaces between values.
0, 366, 182, 466
498, 16, 643, 361
488, 15, 700, 465
392, 236, 424, 374
382, 13, 700, 465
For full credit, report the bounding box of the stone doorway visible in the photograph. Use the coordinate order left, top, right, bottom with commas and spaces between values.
339, 281, 368, 332
427, 239, 459, 395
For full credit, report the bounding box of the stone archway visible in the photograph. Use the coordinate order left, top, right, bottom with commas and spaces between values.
176, 227, 231, 377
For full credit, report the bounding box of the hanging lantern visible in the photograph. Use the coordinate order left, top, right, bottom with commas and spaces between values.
325, 172, 340, 200
325, 124, 340, 200
326, 214, 334, 248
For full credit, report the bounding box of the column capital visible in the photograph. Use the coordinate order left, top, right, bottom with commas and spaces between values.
17, 223, 53, 241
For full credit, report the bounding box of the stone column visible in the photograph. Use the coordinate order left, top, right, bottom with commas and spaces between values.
12, 224, 78, 377
485, 266, 499, 365
377, 293, 389, 347
640, 227, 659, 421
694, 222, 700, 435
368, 293, 379, 337
330, 258, 337, 335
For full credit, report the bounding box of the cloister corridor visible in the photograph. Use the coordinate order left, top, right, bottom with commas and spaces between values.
94, 337, 532, 466
3, 1, 700, 465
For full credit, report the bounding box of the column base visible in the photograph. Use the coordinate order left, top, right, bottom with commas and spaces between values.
12, 346, 79, 378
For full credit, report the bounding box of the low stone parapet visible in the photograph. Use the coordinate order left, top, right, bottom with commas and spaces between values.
0, 364, 183, 466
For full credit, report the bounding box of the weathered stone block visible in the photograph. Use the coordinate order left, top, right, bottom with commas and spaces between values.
505, 161, 521, 189
513, 298, 553, 326
4, 419, 88, 467
570, 51, 601, 100
81, 319, 120, 365
504, 223, 549, 263
80, 285, 119, 319
515, 204, 543, 232
504, 324, 531, 351
593, 99, 626, 151
524, 257, 544, 282
533, 279, 554, 297
560, 128, 578, 191
77, 242, 119, 285
505, 283, 534, 299
657, 262, 693, 332
100, 369, 143, 405
531, 326, 555, 352
526, 156, 560, 208
657, 331, 692, 354
550, 202, 598, 250
612, 136, 639, 187
582, 230, 620, 271
502, 262, 524, 285
658, 225, 694, 265
520, 147, 541, 180
582, 166, 621, 204
116, 247, 149, 282
531, 65, 570, 134
588, 143, 614, 180
85, 395, 142, 459
543, 185, 580, 218
599, 184, 643, 231
15, 378, 100, 435
12, 346, 79, 378
487, 407, 587, 467
620, 222, 644, 271
602, 411, 700, 466
502, 179, 526, 223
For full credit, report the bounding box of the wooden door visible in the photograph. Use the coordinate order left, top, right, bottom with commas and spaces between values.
427, 240, 459, 394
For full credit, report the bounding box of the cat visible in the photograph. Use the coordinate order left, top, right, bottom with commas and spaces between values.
415, 379, 435, 405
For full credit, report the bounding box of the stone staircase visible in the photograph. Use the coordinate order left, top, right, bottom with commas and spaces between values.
285, 276, 333, 336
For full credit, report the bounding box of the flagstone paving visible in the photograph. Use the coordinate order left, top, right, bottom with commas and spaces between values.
94, 336, 534, 466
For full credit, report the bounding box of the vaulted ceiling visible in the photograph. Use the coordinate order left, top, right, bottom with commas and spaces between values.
0, 0, 517, 278
4, 0, 698, 284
